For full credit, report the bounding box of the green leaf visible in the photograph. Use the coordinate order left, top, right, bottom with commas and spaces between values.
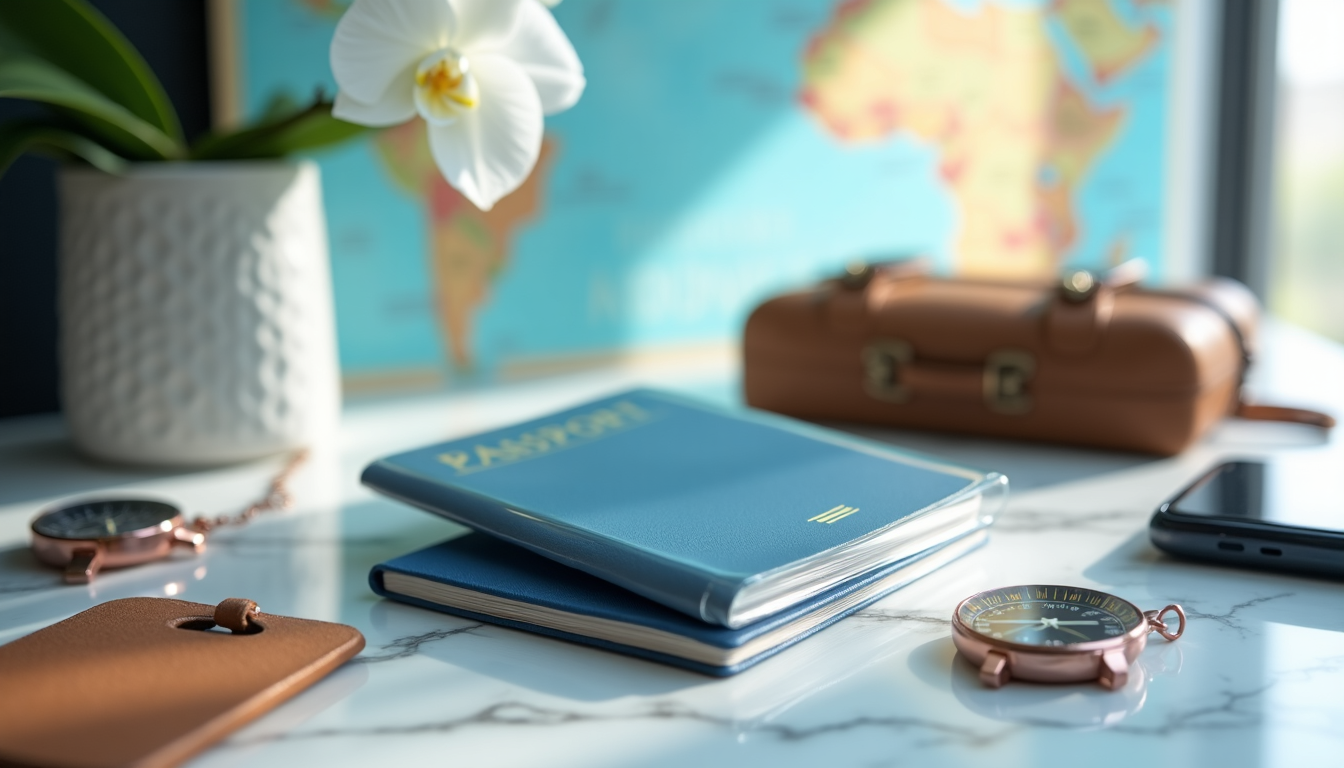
191, 100, 368, 161
259, 92, 303, 124
0, 54, 181, 160
241, 108, 368, 157
0, 0, 182, 141
0, 119, 127, 176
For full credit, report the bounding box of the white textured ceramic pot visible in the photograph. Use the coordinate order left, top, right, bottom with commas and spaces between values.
57, 161, 340, 466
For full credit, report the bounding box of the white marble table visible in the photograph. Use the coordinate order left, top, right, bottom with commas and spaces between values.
2, 323, 1342, 768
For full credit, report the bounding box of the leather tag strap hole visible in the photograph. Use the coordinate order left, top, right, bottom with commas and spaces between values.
173, 617, 264, 635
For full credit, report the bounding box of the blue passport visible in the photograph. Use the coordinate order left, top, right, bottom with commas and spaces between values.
370, 528, 989, 676
361, 389, 1005, 628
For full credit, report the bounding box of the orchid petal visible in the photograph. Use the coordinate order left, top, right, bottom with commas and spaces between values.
480, 0, 585, 115
426, 53, 542, 211
330, 0, 455, 105
446, 0, 524, 50
332, 77, 416, 127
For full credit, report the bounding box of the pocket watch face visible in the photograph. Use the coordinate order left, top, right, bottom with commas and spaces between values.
958, 585, 1144, 647
33, 500, 181, 540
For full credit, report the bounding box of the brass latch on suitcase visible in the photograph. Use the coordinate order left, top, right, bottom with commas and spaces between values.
862, 340, 1035, 414
861, 339, 915, 403
983, 350, 1035, 415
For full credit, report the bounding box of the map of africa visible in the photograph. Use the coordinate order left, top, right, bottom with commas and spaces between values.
803, 0, 1160, 276
235, 0, 1170, 386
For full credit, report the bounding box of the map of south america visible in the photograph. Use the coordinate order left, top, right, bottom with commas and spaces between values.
373, 119, 555, 369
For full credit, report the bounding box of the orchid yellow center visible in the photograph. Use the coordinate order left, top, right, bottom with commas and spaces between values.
414, 49, 479, 125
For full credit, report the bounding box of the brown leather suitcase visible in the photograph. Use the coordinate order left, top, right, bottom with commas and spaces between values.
743, 260, 1331, 455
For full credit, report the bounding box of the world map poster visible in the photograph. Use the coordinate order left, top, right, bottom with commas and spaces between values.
227, 0, 1173, 389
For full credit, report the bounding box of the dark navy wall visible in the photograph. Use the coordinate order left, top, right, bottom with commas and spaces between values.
0, 0, 211, 419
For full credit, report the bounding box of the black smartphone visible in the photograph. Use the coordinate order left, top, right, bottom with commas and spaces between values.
1150, 459, 1344, 579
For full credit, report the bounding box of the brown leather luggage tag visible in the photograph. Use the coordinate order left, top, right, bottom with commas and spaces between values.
0, 597, 365, 768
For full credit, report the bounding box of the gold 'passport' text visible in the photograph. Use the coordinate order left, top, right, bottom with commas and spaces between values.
437, 400, 653, 474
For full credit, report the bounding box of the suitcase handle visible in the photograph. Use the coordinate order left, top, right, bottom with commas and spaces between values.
862, 339, 1036, 416
840, 259, 1333, 430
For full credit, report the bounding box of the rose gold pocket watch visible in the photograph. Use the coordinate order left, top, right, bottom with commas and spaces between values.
30, 499, 206, 583
952, 585, 1185, 690
29, 451, 307, 584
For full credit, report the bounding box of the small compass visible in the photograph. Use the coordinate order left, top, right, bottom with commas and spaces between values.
952, 585, 1185, 689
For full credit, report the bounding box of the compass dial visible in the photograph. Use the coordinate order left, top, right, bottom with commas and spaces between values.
32, 500, 181, 540
957, 585, 1144, 647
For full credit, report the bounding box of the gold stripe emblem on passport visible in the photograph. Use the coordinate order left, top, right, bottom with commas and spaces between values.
809, 505, 859, 524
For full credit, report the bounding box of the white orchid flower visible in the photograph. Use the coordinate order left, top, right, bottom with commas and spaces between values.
330, 0, 584, 210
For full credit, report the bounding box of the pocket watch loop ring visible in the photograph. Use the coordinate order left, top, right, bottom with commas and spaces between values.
1145, 604, 1186, 641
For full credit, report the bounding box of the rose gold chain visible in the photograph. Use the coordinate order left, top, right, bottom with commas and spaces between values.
190, 449, 309, 533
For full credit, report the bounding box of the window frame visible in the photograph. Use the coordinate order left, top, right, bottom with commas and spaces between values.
1209, 0, 1282, 298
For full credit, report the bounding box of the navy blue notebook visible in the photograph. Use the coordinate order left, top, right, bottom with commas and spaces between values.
370, 528, 988, 676
362, 389, 1005, 627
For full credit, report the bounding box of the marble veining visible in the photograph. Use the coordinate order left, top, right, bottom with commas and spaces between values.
353, 624, 486, 664
3, 335, 1343, 767
0, 579, 56, 595
225, 699, 1005, 749
850, 609, 951, 629
1084, 685, 1268, 735
991, 508, 1139, 534
1174, 593, 1297, 636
